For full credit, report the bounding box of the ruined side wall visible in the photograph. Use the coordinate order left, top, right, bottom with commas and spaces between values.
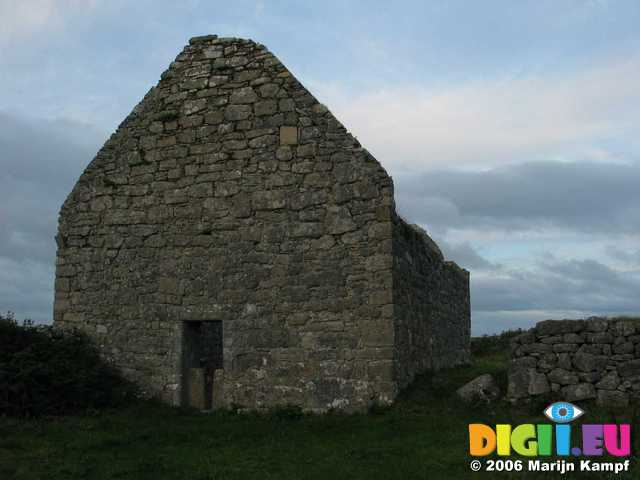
391, 219, 470, 390
508, 318, 640, 408
54, 35, 396, 412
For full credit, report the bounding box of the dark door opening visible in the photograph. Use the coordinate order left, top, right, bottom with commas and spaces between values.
182, 320, 223, 409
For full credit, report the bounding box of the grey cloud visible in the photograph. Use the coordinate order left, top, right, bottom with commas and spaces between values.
0, 113, 104, 259
393, 160, 640, 233
0, 112, 105, 322
0, 258, 54, 322
606, 246, 640, 266
472, 257, 640, 316
436, 239, 500, 271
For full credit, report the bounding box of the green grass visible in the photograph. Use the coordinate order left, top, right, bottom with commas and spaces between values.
1, 347, 638, 480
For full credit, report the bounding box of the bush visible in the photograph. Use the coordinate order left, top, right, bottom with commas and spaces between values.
0, 312, 134, 416
470, 329, 524, 356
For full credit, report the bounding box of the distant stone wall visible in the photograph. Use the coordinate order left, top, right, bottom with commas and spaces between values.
508, 318, 640, 408
392, 219, 471, 390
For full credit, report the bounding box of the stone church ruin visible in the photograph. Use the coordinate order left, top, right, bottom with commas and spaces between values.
54, 35, 470, 412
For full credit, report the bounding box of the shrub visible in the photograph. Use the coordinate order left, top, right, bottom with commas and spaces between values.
0, 312, 134, 416
470, 329, 524, 357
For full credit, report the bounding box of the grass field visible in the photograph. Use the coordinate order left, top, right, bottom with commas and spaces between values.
1, 344, 638, 480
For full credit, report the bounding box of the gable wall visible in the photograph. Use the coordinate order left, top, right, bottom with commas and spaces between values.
54, 36, 397, 411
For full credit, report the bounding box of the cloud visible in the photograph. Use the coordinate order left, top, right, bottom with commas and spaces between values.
0, 0, 98, 43
397, 158, 640, 333
0, 0, 58, 42
435, 240, 640, 335
606, 246, 640, 266
393, 160, 640, 234
317, 56, 640, 170
471, 256, 640, 322
437, 240, 499, 271
0, 257, 54, 322
0, 112, 104, 323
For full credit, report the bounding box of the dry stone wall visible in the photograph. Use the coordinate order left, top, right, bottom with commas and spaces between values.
392, 219, 470, 389
508, 318, 640, 408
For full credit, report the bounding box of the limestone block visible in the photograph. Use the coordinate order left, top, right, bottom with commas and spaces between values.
561, 383, 596, 402
528, 372, 550, 396
279, 126, 298, 145
596, 389, 628, 408
548, 368, 579, 386
456, 374, 501, 404
536, 320, 585, 335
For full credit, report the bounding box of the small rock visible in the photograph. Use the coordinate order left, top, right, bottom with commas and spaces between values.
507, 366, 533, 399
561, 383, 596, 402
548, 368, 579, 385
595, 371, 620, 390
573, 353, 607, 373
456, 374, 501, 404
596, 389, 629, 409
618, 359, 640, 378
229, 86, 258, 104
585, 317, 608, 332
528, 372, 550, 396
536, 319, 585, 335
613, 342, 634, 354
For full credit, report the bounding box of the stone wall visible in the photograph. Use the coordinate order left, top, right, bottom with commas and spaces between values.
54, 34, 470, 412
508, 318, 640, 408
391, 219, 470, 389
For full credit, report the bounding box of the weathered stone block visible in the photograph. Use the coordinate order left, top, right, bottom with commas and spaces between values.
548, 368, 579, 385
507, 366, 533, 400
561, 383, 596, 402
538, 353, 558, 371
225, 104, 251, 121
595, 371, 620, 390
596, 389, 628, 408
572, 353, 607, 373
563, 333, 583, 343
619, 360, 640, 378
519, 343, 551, 354
613, 342, 634, 354
536, 319, 585, 335
456, 374, 501, 404
230, 86, 258, 104
254, 100, 278, 116
610, 320, 637, 337
529, 372, 550, 396
279, 126, 298, 145
590, 332, 614, 344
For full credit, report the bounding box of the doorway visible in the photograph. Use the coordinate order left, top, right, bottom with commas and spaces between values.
182, 320, 223, 409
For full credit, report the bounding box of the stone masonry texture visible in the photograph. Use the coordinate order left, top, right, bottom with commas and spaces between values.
508, 317, 640, 408
54, 35, 470, 412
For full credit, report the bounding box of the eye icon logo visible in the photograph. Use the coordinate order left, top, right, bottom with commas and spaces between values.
543, 402, 584, 423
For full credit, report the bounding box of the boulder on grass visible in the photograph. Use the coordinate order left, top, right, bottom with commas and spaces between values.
456, 374, 501, 404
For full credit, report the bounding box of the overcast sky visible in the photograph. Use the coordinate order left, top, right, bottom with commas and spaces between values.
1, 0, 639, 334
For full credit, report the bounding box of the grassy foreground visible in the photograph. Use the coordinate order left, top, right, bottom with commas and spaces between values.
1, 347, 638, 480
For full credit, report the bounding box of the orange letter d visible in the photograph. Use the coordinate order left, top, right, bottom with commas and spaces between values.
469, 424, 496, 456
